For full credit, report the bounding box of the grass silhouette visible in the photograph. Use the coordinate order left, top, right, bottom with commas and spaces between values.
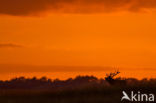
0, 72, 156, 103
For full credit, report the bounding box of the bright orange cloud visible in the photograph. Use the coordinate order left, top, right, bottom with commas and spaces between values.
0, 0, 156, 16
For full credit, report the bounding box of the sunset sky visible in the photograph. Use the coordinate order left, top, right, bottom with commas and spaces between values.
0, 0, 156, 80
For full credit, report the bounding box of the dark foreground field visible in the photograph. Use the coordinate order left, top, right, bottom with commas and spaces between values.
0, 75, 156, 103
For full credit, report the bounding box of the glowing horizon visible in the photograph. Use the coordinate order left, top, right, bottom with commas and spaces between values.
0, 0, 156, 80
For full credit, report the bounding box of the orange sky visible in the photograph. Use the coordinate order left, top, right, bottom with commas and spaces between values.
0, 0, 156, 79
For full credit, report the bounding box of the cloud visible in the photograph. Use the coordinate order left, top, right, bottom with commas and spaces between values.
0, 43, 23, 48
0, 0, 156, 16
0, 64, 114, 73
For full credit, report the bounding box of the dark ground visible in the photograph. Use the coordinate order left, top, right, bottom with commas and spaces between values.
0, 76, 156, 103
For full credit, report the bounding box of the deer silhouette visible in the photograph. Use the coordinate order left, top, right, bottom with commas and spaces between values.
105, 71, 120, 84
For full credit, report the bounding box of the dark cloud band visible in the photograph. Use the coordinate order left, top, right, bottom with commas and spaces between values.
0, 43, 23, 48
0, 0, 156, 16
